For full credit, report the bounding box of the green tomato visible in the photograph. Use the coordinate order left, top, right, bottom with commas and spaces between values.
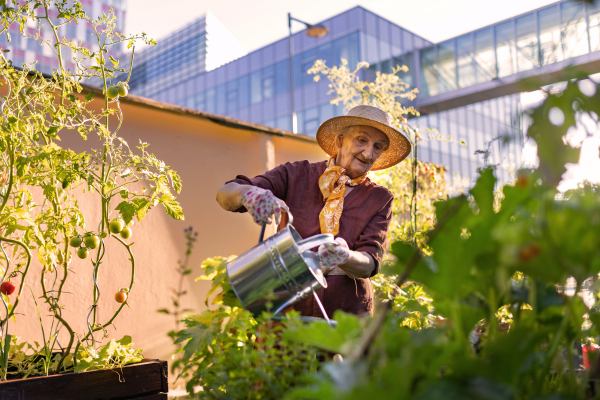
77, 247, 89, 259
118, 85, 128, 97
106, 86, 119, 99
109, 219, 125, 234
84, 234, 100, 249
100, 232, 108, 238
120, 227, 132, 239
69, 236, 82, 248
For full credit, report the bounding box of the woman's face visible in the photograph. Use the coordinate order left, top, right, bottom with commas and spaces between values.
335, 125, 389, 178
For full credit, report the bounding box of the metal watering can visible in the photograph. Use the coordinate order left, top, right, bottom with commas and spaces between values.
226, 210, 335, 321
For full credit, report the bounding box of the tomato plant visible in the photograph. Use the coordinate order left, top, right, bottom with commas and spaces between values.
0, 1, 183, 380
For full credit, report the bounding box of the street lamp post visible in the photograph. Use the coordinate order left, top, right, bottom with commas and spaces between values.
288, 13, 329, 134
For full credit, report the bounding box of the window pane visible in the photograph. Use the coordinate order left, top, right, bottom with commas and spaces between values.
348, 31, 360, 68
561, 2, 589, 58
474, 28, 495, 83
304, 106, 320, 136
297, 110, 305, 134
263, 76, 274, 99
516, 13, 538, 72
250, 71, 261, 104
206, 88, 215, 113
275, 59, 289, 95
262, 65, 274, 99
239, 75, 249, 108
420, 46, 438, 97
195, 92, 205, 111
399, 52, 414, 88
380, 38, 391, 65
320, 103, 334, 122
293, 54, 301, 88
226, 80, 237, 113
301, 48, 316, 85
456, 34, 475, 88
216, 84, 226, 115
588, 2, 600, 51
438, 40, 456, 93
495, 21, 516, 77
334, 35, 349, 65
537, 6, 562, 65
317, 42, 332, 66
364, 33, 379, 65
403, 31, 413, 52
276, 115, 291, 131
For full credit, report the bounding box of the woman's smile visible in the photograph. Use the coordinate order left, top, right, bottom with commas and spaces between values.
353, 156, 368, 165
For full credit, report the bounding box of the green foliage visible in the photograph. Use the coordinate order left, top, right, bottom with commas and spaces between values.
74, 335, 143, 373
0, 1, 181, 379
283, 76, 600, 399
171, 256, 321, 399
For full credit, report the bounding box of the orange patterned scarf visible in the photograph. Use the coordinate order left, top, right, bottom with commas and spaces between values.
318, 158, 367, 236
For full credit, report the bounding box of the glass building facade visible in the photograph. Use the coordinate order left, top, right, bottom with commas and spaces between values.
136, 7, 432, 135
419, 1, 599, 98
0, 0, 126, 76
128, 2, 600, 184
126, 12, 246, 98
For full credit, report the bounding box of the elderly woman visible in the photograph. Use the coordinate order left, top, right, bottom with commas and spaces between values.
216, 105, 411, 317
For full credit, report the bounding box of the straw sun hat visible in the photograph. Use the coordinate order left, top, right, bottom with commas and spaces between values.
316, 105, 411, 171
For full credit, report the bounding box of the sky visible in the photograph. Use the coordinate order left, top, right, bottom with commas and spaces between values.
124, 0, 600, 189
125, 0, 559, 52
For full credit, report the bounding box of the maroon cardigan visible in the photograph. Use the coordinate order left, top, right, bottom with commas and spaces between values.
226, 160, 393, 316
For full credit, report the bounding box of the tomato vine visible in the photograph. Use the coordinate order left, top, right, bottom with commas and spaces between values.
0, 1, 183, 378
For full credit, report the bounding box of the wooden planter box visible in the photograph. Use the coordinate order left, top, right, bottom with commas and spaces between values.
0, 358, 168, 400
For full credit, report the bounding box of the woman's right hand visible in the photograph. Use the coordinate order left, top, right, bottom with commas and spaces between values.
240, 187, 287, 226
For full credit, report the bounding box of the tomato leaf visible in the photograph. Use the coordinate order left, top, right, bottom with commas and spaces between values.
115, 201, 135, 224
167, 170, 182, 194
160, 194, 184, 220
131, 198, 151, 221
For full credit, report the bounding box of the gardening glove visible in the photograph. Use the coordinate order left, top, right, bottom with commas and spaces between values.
240, 186, 287, 226
318, 237, 351, 272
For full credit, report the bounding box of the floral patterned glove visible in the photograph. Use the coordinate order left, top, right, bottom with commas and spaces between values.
240, 187, 286, 226
318, 237, 351, 270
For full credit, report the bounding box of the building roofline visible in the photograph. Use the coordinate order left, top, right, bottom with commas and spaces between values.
421, 0, 562, 47
215, 5, 433, 71
350, 5, 433, 44
80, 83, 317, 144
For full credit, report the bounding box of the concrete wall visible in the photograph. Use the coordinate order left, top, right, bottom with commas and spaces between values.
5, 91, 326, 364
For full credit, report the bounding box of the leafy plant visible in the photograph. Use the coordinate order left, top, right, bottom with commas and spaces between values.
284, 74, 600, 399
0, 1, 182, 379
74, 335, 143, 373
158, 226, 196, 380
171, 256, 322, 399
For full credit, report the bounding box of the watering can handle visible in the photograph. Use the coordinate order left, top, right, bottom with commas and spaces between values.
295, 233, 335, 253
258, 203, 294, 244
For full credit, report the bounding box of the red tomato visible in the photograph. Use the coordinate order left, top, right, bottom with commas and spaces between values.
1, 281, 16, 296
518, 244, 541, 262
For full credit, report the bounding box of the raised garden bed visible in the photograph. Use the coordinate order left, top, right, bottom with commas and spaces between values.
0, 359, 168, 400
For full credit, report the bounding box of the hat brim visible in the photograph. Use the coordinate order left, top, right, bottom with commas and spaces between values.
315, 115, 412, 171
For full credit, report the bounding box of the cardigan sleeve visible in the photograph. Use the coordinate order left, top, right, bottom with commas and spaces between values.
225, 162, 298, 213
353, 190, 393, 277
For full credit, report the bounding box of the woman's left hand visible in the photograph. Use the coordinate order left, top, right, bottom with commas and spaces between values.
318, 237, 351, 269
